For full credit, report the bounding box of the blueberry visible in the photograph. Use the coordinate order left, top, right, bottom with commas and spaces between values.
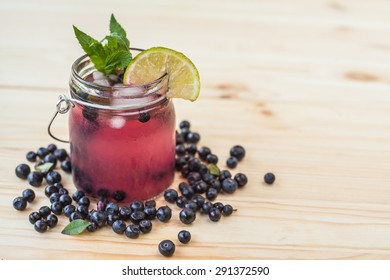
112, 190, 126, 202
200, 201, 213, 214
22, 189, 35, 203
219, 170, 232, 181
208, 207, 221, 222
125, 224, 140, 239
175, 196, 188, 208
45, 185, 59, 198
69, 211, 84, 222
179, 120, 191, 130
130, 211, 146, 224
90, 211, 106, 227
187, 172, 201, 185
58, 187, 69, 195
96, 199, 109, 212
213, 202, 224, 211
198, 146, 211, 161
156, 206, 172, 223
82, 108, 98, 122
179, 208, 196, 224
47, 143, 57, 153
178, 230, 191, 244
226, 156, 238, 169
105, 202, 119, 215
39, 206, 51, 218
13, 197, 27, 211
130, 200, 144, 212
119, 206, 132, 221
37, 147, 50, 159
61, 160, 72, 173
72, 190, 85, 202
158, 240, 175, 257
230, 145, 245, 161
76, 205, 89, 218
49, 193, 61, 204
164, 189, 178, 203
44, 154, 57, 167
180, 164, 190, 178
106, 214, 120, 226
187, 158, 201, 172
264, 172, 276, 185
78, 196, 90, 207
97, 188, 110, 198
186, 132, 200, 144
34, 220, 48, 233
209, 179, 221, 192
191, 194, 205, 209
26, 151, 37, 162
46, 214, 58, 228
51, 202, 63, 215
45, 171, 62, 185
143, 207, 157, 220
180, 185, 195, 200
193, 180, 208, 194
176, 132, 185, 145
112, 220, 127, 234
175, 157, 187, 171
53, 149, 68, 161
139, 219, 153, 233
63, 204, 76, 217
138, 112, 150, 123
206, 187, 218, 201
222, 204, 234, 216
234, 173, 248, 187
184, 201, 198, 212
144, 200, 156, 208
203, 175, 215, 185
175, 144, 186, 156
27, 172, 43, 187
221, 178, 238, 194
59, 194, 72, 206
28, 211, 42, 224
206, 154, 218, 164
186, 143, 197, 155
15, 164, 31, 179
87, 222, 99, 232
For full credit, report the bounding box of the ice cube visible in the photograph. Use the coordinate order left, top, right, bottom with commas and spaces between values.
109, 116, 126, 129
93, 71, 105, 80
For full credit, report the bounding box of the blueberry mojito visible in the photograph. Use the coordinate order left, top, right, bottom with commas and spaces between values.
68, 15, 200, 202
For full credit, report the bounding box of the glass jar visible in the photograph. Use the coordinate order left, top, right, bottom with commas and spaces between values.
67, 51, 176, 202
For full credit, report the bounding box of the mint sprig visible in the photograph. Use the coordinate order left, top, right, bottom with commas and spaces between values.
73, 14, 132, 75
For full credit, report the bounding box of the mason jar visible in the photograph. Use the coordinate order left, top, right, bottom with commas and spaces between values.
66, 49, 176, 202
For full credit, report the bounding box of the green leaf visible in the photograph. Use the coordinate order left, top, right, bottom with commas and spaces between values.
208, 164, 220, 176
109, 14, 129, 48
34, 162, 53, 173
73, 25, 107, 72
61, 220, 91, 235
73, 14, 132, 75
104, 50, 132, 73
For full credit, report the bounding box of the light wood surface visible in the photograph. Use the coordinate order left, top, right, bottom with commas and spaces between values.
1, 0, 390, 260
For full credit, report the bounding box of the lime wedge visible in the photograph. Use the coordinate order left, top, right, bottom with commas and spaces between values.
123, 47, 200, 101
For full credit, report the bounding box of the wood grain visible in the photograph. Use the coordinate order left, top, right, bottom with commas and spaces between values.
1, 0, 390, 259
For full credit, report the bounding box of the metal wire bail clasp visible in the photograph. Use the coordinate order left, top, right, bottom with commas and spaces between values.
48, 94, 74, 143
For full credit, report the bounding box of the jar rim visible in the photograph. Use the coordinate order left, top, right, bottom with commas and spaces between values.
70, 48, 170, 111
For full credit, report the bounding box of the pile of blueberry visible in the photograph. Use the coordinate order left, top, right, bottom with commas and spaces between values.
12, 120, 275, 257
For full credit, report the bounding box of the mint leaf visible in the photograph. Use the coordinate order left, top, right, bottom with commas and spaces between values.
109, 14, 129, 48
73, 25, 106, 72
208, 164, 220, 176
62, 220, 91, 235
73, 14, 132, 75
34, 162, 53, 173
104, 50, 132, 73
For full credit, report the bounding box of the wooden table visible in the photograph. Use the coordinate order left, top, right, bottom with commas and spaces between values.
1, 0, 390, 260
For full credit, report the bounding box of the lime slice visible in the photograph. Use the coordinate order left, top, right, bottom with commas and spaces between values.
123, 47, 200, 101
